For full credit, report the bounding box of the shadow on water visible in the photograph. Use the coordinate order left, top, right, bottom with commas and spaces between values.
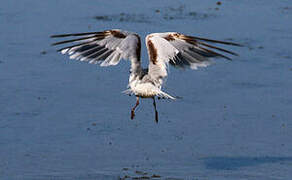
22, 173, 118, 180
16, 157, 292, 179
203, 156, 292, 170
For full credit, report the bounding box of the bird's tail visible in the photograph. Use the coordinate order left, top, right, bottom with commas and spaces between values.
122, 89, 135, 96
122, 89, 176, 100
157, 90, 176, 100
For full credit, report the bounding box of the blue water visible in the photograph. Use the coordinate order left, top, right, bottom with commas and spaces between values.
1, 0, 292, 179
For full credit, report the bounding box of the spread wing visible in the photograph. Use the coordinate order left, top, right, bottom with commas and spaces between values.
146, 32, 242, 80
51, 29, 141, 66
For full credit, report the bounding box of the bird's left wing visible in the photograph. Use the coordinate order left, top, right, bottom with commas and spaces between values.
146, 32, 241, 80
51, 29, 141, 66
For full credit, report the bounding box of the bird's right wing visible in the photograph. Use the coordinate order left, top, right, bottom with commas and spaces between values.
146, 32, 241, 80
51, 29, 141, 66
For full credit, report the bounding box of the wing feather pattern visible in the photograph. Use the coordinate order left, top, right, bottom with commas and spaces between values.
146, 32, 241, 80
51, 29, 141, 67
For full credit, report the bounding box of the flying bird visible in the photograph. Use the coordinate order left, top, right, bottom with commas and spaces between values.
51, 29, 241, 123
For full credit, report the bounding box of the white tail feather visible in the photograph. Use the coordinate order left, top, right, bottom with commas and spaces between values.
158, 91, 176, 100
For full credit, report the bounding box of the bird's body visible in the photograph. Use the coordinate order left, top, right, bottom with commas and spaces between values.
51, 29, 241, 122
126, 67, 173, 99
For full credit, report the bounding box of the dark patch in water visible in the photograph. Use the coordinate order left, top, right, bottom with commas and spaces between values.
13, 111, 39, 117
94, 5, 216, 24
163, 11, 214, 20
162, 5, 216, 21
120, 168, 167, 180
40, 50, 47, 55
282, 56, 292, 59
22, 173, 117, 180
188, 11, 215, 20
281, 6, 292, 14
94, 13, 150, 23
94, 15, 111, 21
275, 51, 292, 60
231, 81, 268, 89
204, 156, 292, 170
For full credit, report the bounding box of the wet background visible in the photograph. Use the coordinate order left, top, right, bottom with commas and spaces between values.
1, 0, 292, 179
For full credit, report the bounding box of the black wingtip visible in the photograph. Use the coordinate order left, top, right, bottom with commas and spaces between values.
50, 35, 59, 38
188, 35, 243, 47
50, 31, 105, 38
51, 42, 61, 46
50, 34, 74, 38
221, 55, 233, 61
229, 42, 244, 47
50, 36, 99, 47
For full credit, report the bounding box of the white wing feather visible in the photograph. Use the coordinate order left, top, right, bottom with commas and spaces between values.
146, 32, 240, 80
51, 29, 141, 67
147, 36, 179, 78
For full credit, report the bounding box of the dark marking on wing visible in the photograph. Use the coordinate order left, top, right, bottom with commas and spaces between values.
134, 34, 141, 61
147, 40, 158, 64
164, 34, 176, 41
109, 30, 126, 38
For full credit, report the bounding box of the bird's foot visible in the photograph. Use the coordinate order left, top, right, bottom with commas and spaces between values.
155, 110, 158, 123
131, 109, 135, 120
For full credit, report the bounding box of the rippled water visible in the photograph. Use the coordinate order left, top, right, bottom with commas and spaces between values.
1, 0, 292, 179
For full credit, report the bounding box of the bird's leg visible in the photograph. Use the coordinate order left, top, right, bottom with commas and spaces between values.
131, 96, 140, 120
152, 97, 159, 123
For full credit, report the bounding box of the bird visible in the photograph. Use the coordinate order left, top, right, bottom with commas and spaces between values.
51, 29, 241, 123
